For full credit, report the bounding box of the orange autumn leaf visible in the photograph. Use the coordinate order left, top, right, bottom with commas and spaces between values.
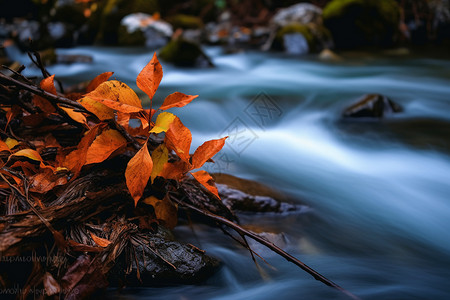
33, 75, 56, 114
86, 71, 114, 93
85, 129, 127, 165
78, 97, 114, 120
160, 92, 198, 110
159, 160, 191, 180
191, 136, 228, 170
89, 97, 143, 114
143, 195, 178, 229
58, 105, 87, 125
125, 141, 153, 206
190, 170, 220, 199
61, 125, 101, 176
90, 232, 112, 247
137, 53, 163, 100
0, 140, 10, 152
5, 138, 19, 149
165, 116, 192, 163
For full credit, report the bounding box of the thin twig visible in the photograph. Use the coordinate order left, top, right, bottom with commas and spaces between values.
171, 194, 361, 300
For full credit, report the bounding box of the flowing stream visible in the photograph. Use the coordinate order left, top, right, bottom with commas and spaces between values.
22, 47, 450, 299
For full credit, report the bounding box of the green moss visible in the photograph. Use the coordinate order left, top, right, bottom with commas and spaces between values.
117, 25, 146, 46
275, 23, 314, 48
167, 14, 203, 30
159, 38, 207, 67
323, 0, 400, 48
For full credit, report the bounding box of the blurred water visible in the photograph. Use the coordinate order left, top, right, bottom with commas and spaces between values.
24, 47, 450, 299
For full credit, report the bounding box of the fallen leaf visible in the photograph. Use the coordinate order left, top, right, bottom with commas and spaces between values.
137, 53, 163, 100
5, 138, 19, 149
143, 195, 178, 229
190, 170, 220, 199
149, 112, 176, 134
0, 140, 10, 152
160, 92, 198, 110
59, 105, 87, 125
165, 116, 192, 163
191, 136, 228, 170
151, 143, 168, 183
12, 149, 43, 161
85, 129, 127, 165
90, 232, 112, 247
86, 71, 114, 92
30, 169, 68, 193
125, 141, 153, 206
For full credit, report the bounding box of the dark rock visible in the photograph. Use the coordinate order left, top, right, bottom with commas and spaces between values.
213, 174, 307, 214
323, 0, 400, 49
56, 54, 93, 64
343, 94, 402, 119
109, 226, 220, 286
273, 23, 332, 54
159, 38, 213, 68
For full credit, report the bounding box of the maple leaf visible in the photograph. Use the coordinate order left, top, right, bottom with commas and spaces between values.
125, 141, 153, 206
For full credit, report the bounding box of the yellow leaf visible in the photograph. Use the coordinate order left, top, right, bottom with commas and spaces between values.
78, 96, 114, 120
143, 195, 178, 229
5, 138, 19, 149
151, 144, 168, 183
12, 149, 43, 161
85, 129, 127, 165
149, 112, 176, 134
89, 80, 142, 108
125, 141, 153, 206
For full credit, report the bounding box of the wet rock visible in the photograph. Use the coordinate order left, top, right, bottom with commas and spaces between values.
118, 13, 172, 48
323, 0, 400, 49
109, 226, 220, 286
343, 94, 402, 119
159, 37, 213, 68
273, 23, 332, 54
56, 54, 93, 64
213, 174, 306, 214
272, 3, 323, 27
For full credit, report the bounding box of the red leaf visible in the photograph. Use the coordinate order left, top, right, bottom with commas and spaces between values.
160, 92, 198, 110
137, 53, 163, 100
190, 170, 220, 199
165, 116, 192, 163
86, 71, 114, 92
191, 136, 228, 170
125, 141, 153, 206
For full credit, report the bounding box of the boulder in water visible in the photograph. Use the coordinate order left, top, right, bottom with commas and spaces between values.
159, 37, 213, 68
343, 94, 403, 119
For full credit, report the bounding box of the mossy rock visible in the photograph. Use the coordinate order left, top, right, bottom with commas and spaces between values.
96, 0, 159, 44
167, 14, 203, 30
274, 23, 331, 53
323, 0, 400, 49
159, 38, 212, 67
117, 25, 146, 46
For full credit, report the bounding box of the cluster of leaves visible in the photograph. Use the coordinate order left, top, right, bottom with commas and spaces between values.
0, 53, 226, 229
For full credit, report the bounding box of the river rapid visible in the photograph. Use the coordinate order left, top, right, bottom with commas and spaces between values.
23, 46, 450, 300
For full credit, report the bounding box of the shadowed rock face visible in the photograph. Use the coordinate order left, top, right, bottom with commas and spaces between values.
342, 94, 402, 119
